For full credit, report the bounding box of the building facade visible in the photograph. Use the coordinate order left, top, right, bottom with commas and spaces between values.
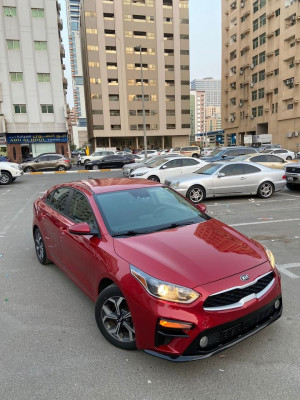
222, 0, 300, 151
190, 77, 221, 107
66, 0, 88, 147
0, 0, 68, 162
190, 90, 206, 137
81, 0, 191, 151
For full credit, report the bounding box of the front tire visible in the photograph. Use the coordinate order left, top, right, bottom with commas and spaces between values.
192, 153, 199, 158
257, 181, 274, 198
187, 185, 206, 203
148, 175, 160, 182
0, 171, 12, 185
95, 284, 136, 350
34, 228, 51, 265
24, 166, 34, 173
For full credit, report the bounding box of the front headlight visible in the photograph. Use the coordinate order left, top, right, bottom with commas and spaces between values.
130, 265, 200, 304
264, 247, 276, 269
132, 171, 146, 177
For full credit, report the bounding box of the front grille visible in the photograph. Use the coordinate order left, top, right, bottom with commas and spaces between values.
286, 166, 300, 173
184, 297, 282, 356
203, 271, 274, 309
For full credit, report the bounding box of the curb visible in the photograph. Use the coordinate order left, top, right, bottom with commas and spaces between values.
25, 169, 122, 175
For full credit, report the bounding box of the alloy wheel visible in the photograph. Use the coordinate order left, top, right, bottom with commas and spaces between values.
0, 173, 11, 185
35, 230, 45, 262
259, 182, 273, 198
188, 186, 204, 203
101, 296, 135, 343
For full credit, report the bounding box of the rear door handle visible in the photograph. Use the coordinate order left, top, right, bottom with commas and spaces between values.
60, 227, 67, 233
240, 177, 246, 180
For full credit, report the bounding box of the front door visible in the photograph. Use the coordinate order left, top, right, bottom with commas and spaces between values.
213, 164, 247, 195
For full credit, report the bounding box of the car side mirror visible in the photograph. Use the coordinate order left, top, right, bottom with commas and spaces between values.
217, 172, 225, 178
222, 154, 227, 158
35, 159, 39, 163
160, 165, 167, 169
196, 203, 207, 213
68, 222, 98, 236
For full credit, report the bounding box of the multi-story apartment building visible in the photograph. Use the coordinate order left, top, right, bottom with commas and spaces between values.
205, 105, 222, 132
66, 0, 88, 147
190, 90, 206, 137
81, 0, 191, 151
222, 0, 300, 151
0, 0, 68, 162
190, 78, 221, 107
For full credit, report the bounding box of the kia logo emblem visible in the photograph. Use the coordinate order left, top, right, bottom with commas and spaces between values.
240, 274, 250, 281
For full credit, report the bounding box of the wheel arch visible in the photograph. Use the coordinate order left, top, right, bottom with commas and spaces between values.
98, 277, 115, 295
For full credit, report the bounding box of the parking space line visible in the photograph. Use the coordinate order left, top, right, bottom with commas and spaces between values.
208, 198, 297, 207
276, 263, 300, 279
276, 192, 300, 198
230, 218, 300, 227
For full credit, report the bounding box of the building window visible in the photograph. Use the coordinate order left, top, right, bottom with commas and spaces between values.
287, 103, 294, 110
275, 29, 280, 37
32, 7, 44, 17
180, 50, 189, 55
181, 19, 189, 24
252, 55, 258, 66
182, 124, 190, 128
93, 125, 104, 130
7, 40, 20, 50
130, 125, 137, 130
108, 79, 118, 85
35, 41, 47, 50
275, 9, 280, 17
37, 73, 50, 82
253, 19, 258, 31
180, 34, 189, 39
181, 95, 190, 100
4, 7, 17, 17
14, 104, 27, 114
107, 62, 117, 69
90, 78, 101, 84
109, 94, 119, 101
166, 110, 175, 116
258, 106, 263, 116
274, 68, 279, 76
89, 62, 100, 67
253, 1, 259, 13
110, 110, 120, 116
164, 17, 173, 23
166, 95, 175, 101
274, 88, 278, 94
253, 37, 258, 49
163, 0, 173, 7
92, 110, 103, 114
111, 125, 121, 130
260, 0, 266, 9
85, 11, 96, 17
252, 91, 257, 101
181, 110, 190, 114
10, 72, 23, 82
259, 14, 266, 27
259, 51, 265, 64
41, 105, 54, 114
259, 70, 265, 81
252, 108, 257, 117
259, 33, 266, 45
91, 94, 102, 99
104, 13, 114, 20
165, 80, 174, 86
86, 29, 98, 34
167, 124, 176, 129
258, 88, 264, 99
275, 49, 279, 56
105, 46, 116, 53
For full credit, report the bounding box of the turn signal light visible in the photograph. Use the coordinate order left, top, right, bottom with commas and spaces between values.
159, 319, 193, 330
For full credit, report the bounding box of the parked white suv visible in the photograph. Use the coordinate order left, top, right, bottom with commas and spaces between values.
0, 162, 23, 185
80, 150, 116, 165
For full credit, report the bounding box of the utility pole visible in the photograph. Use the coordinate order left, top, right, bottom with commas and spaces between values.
138, 45, 147, 157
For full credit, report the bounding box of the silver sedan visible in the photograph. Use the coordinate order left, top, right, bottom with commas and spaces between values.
165, 161, 287, 203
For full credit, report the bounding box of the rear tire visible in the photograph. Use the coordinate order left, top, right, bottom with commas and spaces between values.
286, 183, 299, 191
286, 156, 292, 160
192, 153, 199, 158
56, 165, 66, 171
92, 164, 99, 170
148, 175, 160, 182
257, 181, 274, 198
95, 284, 136, 350
0, 171, 12, 185
187, 185, 206, 203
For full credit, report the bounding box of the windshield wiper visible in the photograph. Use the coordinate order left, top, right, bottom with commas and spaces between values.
112, 230, 150, 237
154, 220, 196, 232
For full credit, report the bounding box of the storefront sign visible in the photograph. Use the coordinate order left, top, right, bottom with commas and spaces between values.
6, 133, 68, 144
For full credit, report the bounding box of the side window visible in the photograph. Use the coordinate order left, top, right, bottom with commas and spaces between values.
243, 164, 261, 174
48, 155, 60, 161
250, 155, 265, 162
69, 191, 97, 229
267, 155, 284, 163
164, 159, 182, 169
50, 188, 71, 213
181, 158, 199, 166
38, 155, 48, 162
220, 164, 244, 176
225, 149, 237, 157
245, 148, 255, 154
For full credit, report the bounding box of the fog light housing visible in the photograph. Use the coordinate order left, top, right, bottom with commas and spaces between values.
199, 336, 209, 348
274, 300, 281, 310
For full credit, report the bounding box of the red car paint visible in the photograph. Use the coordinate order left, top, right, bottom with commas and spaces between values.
33, 178, 282, 361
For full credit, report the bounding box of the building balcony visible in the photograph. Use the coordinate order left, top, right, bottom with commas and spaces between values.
60, 44, 65, 58
58, 17, 63, 30
63, 77, 68, 89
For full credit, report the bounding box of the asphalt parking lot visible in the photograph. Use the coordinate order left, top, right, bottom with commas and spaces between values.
1, 171, 299, 400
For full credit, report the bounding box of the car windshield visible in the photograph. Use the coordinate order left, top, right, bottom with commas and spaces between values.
95, 187, 209, 237
194, 163, 221, 175
147, 158, 168, 168
209, 148, 224, 157
144, 156, 161, 165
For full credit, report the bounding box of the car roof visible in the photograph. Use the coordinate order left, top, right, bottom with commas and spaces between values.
65, 178, 161, 194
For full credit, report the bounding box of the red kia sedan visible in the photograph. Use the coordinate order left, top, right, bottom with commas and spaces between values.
33, 179, 282, 361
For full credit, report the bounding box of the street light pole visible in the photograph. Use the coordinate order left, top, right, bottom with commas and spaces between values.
139, 45, 147, 157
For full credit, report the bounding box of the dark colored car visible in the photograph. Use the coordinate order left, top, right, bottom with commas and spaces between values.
285, 163, 300, 190
201, 146, 258, 162
22, 154, 72, 172
33, 179, 282, 361
85, 154, 135, 170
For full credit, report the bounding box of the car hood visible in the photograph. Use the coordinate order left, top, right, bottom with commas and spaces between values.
1, 161, 19, 168
166, 172, 211, 185
201, 156, 223, 161
113, 219, 267, 288
131, 167, 154, 175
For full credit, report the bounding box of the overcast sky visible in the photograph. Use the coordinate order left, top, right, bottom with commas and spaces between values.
60, 0, 221, 106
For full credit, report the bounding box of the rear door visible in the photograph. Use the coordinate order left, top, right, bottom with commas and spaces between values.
243, 164, 263, 193
180, 158, 201, 174
35, 155, 49, 171
212, 163, 247, 195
